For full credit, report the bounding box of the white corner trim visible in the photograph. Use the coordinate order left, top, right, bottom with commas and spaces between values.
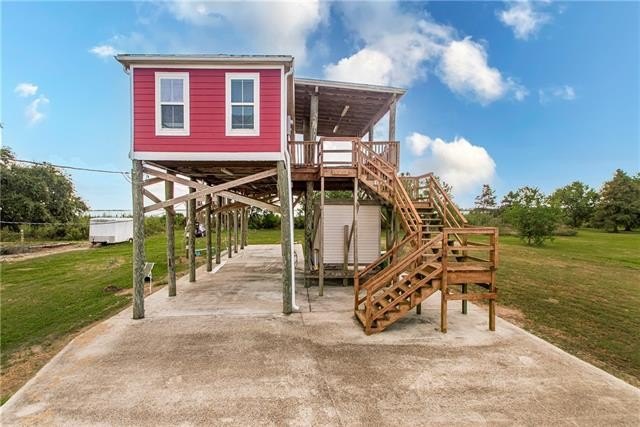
132, 151, 284, 161
155, 72, 190, 137
225, 72, 260, 137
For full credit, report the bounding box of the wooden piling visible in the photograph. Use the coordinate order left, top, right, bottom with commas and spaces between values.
304, 181, 314, 288
165, 176, 176, 296
205, 194, 212, 272
277, 161, 293, 314
227, 201, 232, 259
319, 175, 325, 296
234, 209, 239, 253
238, 208, 246, 250
188, 186, 196, 282
215, 196, 222, 264
131, 160, 145, 319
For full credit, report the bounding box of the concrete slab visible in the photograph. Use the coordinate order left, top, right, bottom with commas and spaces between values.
2, 244, 638, 426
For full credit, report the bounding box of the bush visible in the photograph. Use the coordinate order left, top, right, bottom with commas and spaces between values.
144, 216, 166, 237
504, 204, 561, 245
466, 210, 502, 227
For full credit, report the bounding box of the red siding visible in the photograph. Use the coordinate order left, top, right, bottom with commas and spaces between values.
133, 68, 281, 153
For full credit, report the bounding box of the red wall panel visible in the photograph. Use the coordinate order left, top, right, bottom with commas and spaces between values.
133, 68, 281, 153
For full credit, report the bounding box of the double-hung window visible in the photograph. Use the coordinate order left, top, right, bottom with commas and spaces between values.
226, 73, 260, 136
155, 72, 189, 136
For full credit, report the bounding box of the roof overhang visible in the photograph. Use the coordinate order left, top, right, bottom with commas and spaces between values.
115, 54, 294, 71
294, 78, 406, 138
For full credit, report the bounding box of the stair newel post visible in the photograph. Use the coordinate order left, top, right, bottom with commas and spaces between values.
440, 230, 448, 333
462, 233, 468, 314
489, 229, 498, 331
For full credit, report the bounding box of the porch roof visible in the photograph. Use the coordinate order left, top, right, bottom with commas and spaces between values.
294, 78, 406, 138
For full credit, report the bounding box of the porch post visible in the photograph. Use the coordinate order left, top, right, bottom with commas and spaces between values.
277, 161, 293, 314
240, 207, 245, 250
165, 176, 176, 296
131, 159, 145, 319
388, 96, 397, 141
188, 186, 196, 282
205, 194, 212, 272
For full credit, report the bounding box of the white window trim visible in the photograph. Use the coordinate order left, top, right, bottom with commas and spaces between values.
155, 72, 190, 136
225, 72, 260, 137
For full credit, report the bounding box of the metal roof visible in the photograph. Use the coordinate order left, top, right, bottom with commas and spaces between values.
294, 78, 406, 138
115, 54, 294, 69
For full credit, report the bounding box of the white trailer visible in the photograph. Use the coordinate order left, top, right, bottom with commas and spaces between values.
89, 218, 133, 244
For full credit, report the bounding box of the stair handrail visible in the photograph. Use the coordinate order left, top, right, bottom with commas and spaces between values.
428, 174, 468, 227
363, 233, 442, 294
359, 231, 420, 279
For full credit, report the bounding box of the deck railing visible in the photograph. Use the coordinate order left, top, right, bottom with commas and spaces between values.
288, 139, 399, 169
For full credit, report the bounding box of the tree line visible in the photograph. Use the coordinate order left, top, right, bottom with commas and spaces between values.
468, 169, 640, 245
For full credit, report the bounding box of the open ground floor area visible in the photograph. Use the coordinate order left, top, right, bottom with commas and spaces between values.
1, 245, 638, 426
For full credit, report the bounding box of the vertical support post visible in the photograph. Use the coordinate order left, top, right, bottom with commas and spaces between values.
304, 181, 314, 288
367, 126, 374, 142
489, 229, 498, 331
388, 96, 397, 142
233, 209, 239, 254
441, 230, 448, 333
318, 175, 325, 296
353, 177, 359, 274
310, 91, 319, 141
215, 196, 222, 264
416, 303, 422, 315
165, 177, 176, 296
243, 207, 249, 248
188, 187, 196, 282
227, 201, 232, 259
131, 160, 145, 319
205, 194, 212, 272
462, 284, 468, 314
240, 207, 245, 250
277, 161, 293, 314
343, 225, 349, 287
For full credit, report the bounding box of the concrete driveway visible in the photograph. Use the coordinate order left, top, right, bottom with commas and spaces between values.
2, 245, 638, 426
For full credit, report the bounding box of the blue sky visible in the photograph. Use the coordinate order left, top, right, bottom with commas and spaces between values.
2, 0, 639, 209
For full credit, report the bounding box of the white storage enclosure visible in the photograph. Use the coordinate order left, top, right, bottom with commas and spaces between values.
89, 218, 134, 244
314, 200, 381, 266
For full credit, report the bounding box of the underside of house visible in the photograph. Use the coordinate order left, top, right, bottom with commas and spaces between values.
117, 54, 498, 335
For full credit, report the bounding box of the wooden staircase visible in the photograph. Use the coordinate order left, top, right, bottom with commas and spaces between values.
352, 139, 499, 334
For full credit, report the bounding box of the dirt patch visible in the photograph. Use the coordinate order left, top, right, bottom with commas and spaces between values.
0, 243, 91, 263
495, 305, 527, 327
1, 337, 76, 403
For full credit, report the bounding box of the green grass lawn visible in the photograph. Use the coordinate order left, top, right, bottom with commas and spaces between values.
496, 228, 640, 386
0, 227, 637, 402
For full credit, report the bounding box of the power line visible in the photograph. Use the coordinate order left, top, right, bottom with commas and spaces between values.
13, 159, 130, 175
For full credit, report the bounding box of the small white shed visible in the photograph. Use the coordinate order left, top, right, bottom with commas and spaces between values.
89, 218, 134, 244
314, 200, 381, 266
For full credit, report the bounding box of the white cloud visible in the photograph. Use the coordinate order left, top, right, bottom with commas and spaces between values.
325, 2, 525, 104
438, 37, 527, 104
498, 1, 550, 40
406, 132, 496, 197
325, 48, 394, 85
89, 44, 120, 58
163, 0, 326, 65
538, 85, 576, 104
14, 83, 38, 97
25, 95, 50, 125
324, 2, 450, 87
